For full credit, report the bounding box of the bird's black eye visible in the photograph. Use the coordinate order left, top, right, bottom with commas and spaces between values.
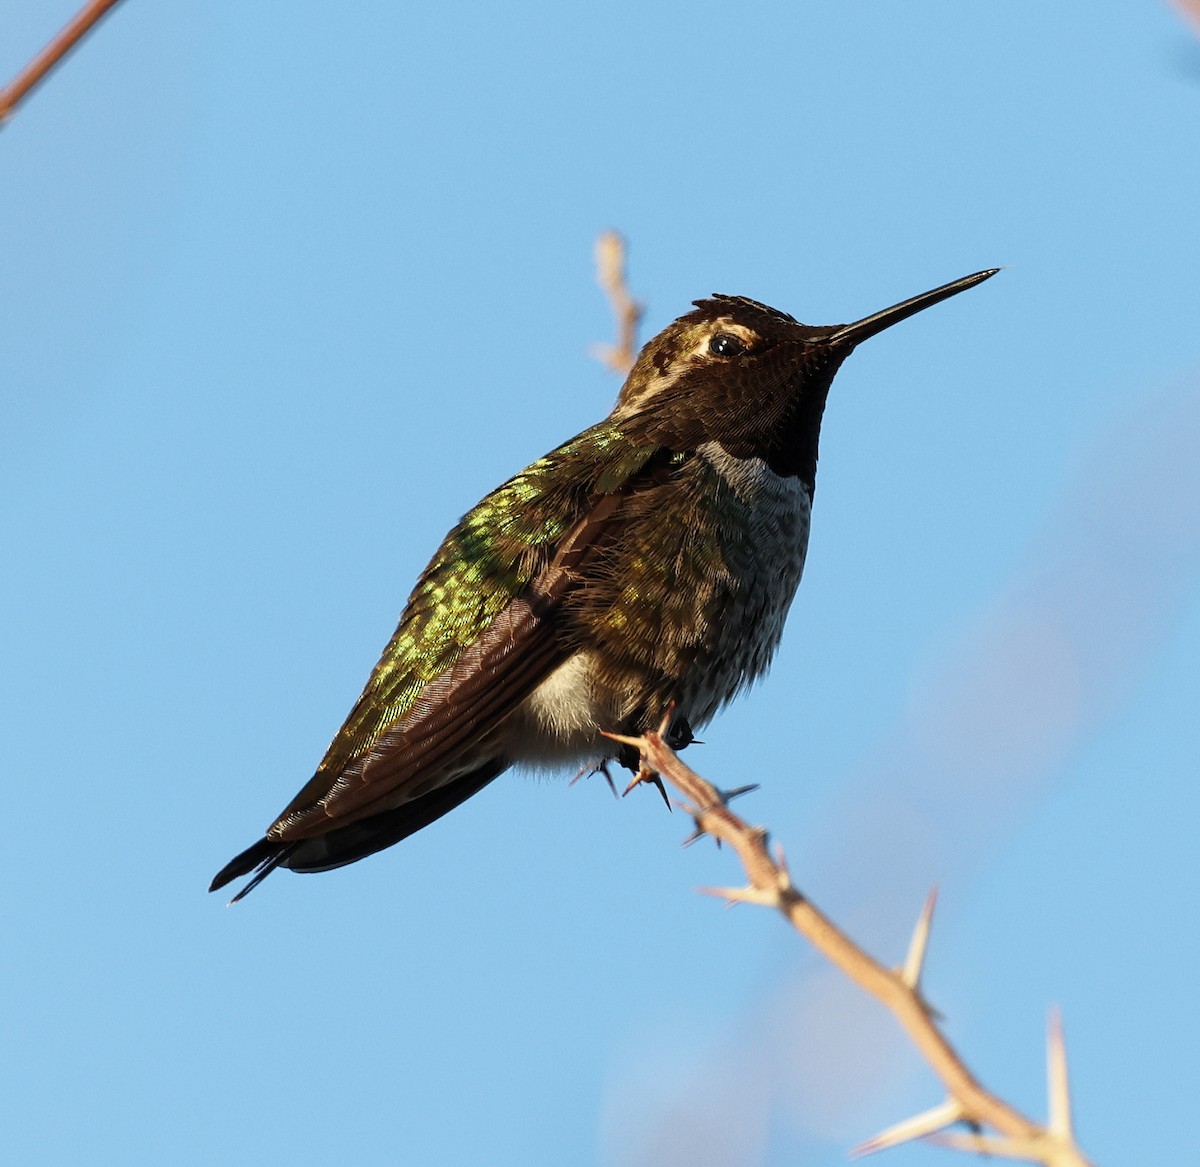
709, 332, 748, 358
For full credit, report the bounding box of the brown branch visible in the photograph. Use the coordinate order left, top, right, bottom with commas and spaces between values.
0, 0, 125, 128
610, 725, 1095, 1167
590, 229, 644, 376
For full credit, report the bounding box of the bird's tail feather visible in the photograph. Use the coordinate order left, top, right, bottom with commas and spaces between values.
208, 837, 296, 902
209, 760, 506, 901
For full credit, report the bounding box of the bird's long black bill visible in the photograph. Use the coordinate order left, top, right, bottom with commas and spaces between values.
829, 268, 1000, 347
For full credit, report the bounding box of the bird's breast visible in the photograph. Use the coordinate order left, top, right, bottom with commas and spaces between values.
510, 442, 812, 765
684, 442, 812, 718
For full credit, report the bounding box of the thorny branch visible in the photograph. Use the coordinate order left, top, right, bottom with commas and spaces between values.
607, 723, 1095, 1167
0, 0, 125, 128
590, 229, 644, 376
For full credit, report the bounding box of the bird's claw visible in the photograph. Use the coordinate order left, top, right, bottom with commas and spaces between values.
663, 711, 695, 751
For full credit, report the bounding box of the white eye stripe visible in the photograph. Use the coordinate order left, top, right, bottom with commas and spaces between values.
613, 318, 765, 417
686, 320, 760, 360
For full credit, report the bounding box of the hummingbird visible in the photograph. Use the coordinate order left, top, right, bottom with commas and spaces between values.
211, 268, 997, 901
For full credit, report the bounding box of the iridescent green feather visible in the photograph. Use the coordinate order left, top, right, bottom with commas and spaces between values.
304, 419, 659, 786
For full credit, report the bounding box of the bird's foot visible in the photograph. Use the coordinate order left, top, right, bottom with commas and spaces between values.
601, 705, 694, 812
615, 740, 641, 774
611, 739, 670, 808
663, 710, 696, 751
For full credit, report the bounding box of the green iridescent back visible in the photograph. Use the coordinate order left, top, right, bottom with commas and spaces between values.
300, 419, 658, 790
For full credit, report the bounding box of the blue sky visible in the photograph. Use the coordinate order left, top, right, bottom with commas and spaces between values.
2, 2, 1198, 1164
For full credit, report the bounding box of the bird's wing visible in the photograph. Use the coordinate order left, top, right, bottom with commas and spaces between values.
267, 425, 672, 842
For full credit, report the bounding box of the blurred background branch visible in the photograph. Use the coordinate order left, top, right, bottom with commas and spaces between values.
590, 230, 644, 376
0, 0, 124, 127
1168, 0, 1200, 36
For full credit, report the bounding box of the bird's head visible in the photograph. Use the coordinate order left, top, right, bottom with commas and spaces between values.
613, 269, 998, 487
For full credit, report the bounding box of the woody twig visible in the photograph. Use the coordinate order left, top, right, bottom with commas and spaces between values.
605, 722, 1094, 1167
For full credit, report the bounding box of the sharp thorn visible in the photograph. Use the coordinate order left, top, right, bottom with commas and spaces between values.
698, 884, 778, 907
600, 728, 644, 749
649, 771, 671, 809
620, 766, 672, 810
569, 761, 621, 799
722, 782, 758, 803
677, 802, 705, 846
620, 767, 651, 797
1047, 1005, 1074, 1140
850, 1098, 964, 1158
901, 885, 938, 990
